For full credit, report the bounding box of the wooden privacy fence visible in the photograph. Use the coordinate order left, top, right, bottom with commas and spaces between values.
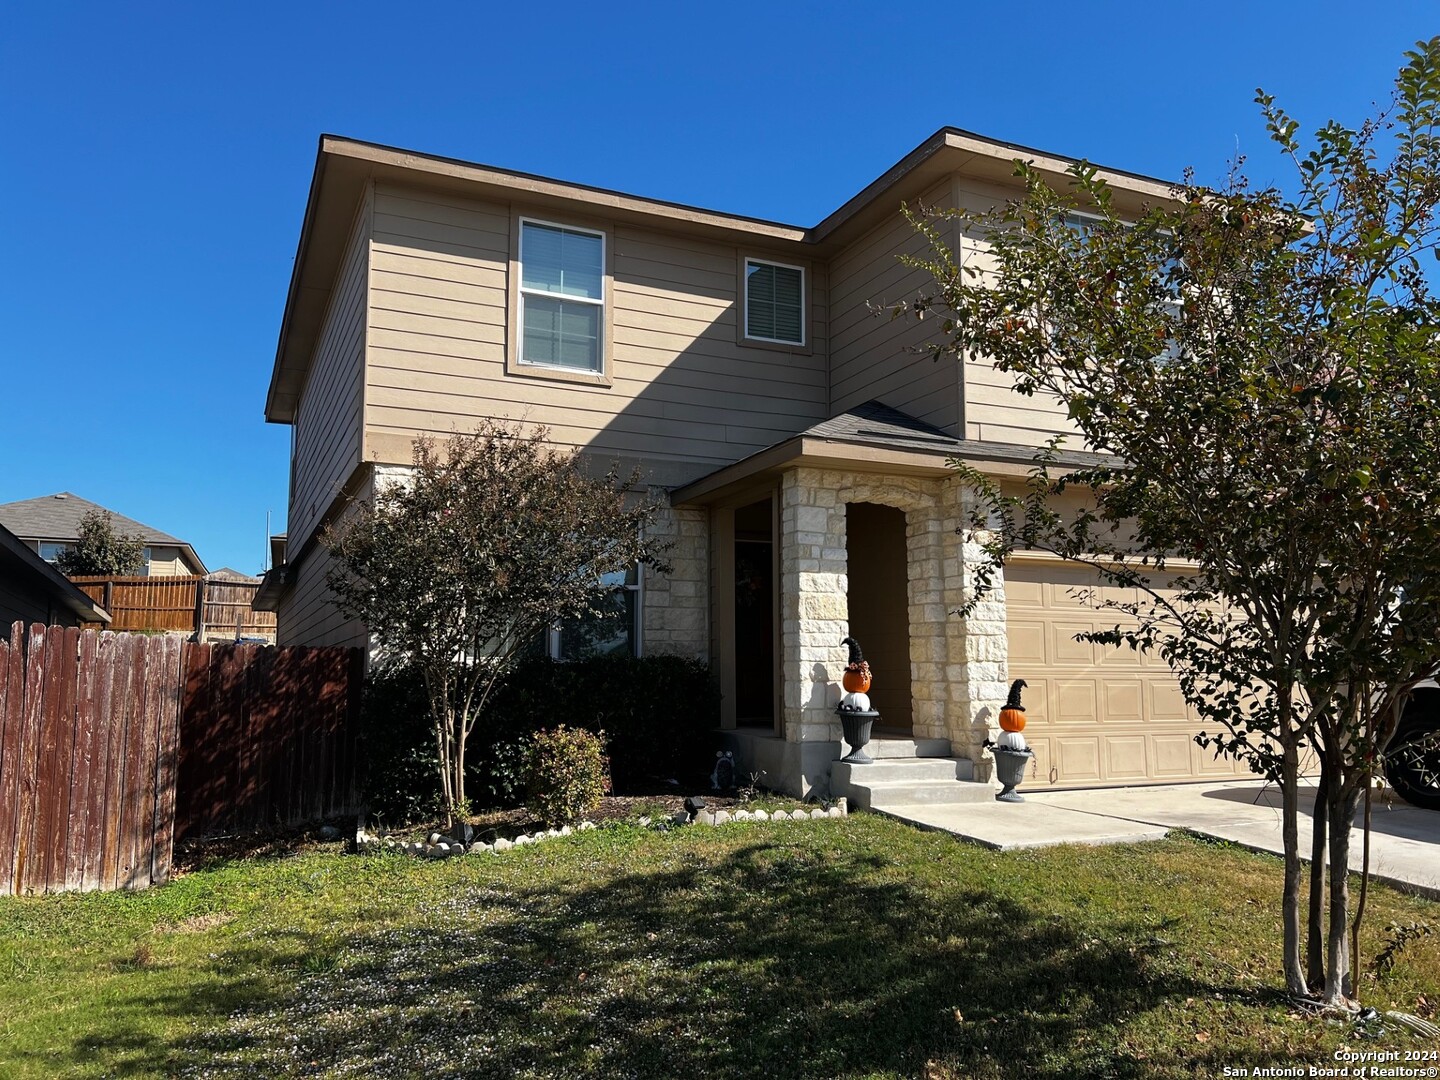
0, 622, 362, 896
0, 624, 182, 896
68, 575, 277, 641
70, 574, 202, 632
176, 642, 362, 840
201, 578, 278, 641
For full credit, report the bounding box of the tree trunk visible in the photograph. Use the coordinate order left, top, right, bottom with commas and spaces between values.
1307, 760, 1329, 989
1322, 779, 1361, 1006
1351, 775, 1373, 997
454, 721, 468, 818
425, 670, 455, 824
1281, 738, 1307, 996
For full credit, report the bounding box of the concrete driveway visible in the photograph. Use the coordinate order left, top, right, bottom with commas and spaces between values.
886, 779, 1440, 900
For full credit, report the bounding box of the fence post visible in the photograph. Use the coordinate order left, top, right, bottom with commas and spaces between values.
103, 581, 114, 618
194, 580, 205, 641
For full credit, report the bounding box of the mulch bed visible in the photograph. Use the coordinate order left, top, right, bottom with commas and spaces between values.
172, 791, 788, 876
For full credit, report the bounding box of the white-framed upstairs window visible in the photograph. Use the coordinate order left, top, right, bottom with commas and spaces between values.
518, 218, 606, 374
743, 258, 805, 346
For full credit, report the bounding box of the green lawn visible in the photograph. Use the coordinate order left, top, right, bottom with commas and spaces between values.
0, 816, 1435, 1079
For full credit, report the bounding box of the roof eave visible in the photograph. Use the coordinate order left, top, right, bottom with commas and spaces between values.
0, 527, 111, 625
672, 434, 1114, 506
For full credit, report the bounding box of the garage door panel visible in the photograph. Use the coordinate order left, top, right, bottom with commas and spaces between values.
1024, 735, 1053, 783
1051, 623, 1097, 663
1151, 734, 1195, 777
1148, 680, 1191, 721
1055, 737, 1102, 782
1006, 576, 1045, 605
1192, 742, 1243, 776
1055, 679, 1098, 723
1019, 677, 1052, 724
1008, 622, 1047, 667
1006, 559, 1209, 788
1105, 736, 1149, 779
1103, 680, 1144, 721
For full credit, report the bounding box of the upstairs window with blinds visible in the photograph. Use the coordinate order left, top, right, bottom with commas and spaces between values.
519, 219, 605, 373
744, 258, 805, 346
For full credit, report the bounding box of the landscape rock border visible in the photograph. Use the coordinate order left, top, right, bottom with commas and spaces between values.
355, 799, 849, 860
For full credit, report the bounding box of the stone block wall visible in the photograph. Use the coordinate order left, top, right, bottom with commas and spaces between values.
641, 498, 708, 660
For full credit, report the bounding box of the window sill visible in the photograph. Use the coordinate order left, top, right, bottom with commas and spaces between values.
505, 360, 614, 388
735, 335, 813, 357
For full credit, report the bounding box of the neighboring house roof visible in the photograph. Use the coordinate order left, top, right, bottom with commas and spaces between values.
0, 523, 111, 626
0, 492, 209, 574
672, 400, 1115, 506
209, 567, 261, 583
267, 128, 1179, 423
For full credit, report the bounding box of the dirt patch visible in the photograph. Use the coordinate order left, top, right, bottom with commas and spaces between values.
159, 912, 235, 934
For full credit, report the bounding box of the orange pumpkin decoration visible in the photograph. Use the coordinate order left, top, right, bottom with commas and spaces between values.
840, 636, 872, 693
998, 678, 1028, 733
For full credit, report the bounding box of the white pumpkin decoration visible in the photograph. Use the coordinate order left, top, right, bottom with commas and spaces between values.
842, 691, 872, 712
996, 729, 1029, 751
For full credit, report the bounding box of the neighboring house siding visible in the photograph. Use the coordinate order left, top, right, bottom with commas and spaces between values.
290, 190, 371, 550
0, 582, 56, 628
827, 180, 960, 435
146, 545, 193, 577
954, 178, 1079, 446
363, 184, 829, 486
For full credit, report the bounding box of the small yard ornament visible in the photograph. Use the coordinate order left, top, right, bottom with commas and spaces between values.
836, 636, 879, 764
986, 679, 1036, 802
710, 750, 736, 790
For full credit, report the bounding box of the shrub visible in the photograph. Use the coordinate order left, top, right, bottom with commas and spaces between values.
357, 664, 442, 825
524, 726, 610, 826
361, 655, 720, 819
472, 655, 719, 804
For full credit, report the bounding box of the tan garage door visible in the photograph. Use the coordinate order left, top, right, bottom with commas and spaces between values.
1004, 559, 1247, 788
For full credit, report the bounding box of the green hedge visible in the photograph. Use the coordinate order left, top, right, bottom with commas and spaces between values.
359, 655, 720, 822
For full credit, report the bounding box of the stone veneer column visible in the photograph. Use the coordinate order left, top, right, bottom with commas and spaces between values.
779, 469, 849, 743
939, 480, 1009, 780
641, 498, 708, 660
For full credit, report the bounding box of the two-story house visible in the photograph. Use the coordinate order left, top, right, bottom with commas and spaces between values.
260, 129, 1247, 799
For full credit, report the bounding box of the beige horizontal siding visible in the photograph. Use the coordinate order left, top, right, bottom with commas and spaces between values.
363, 184, 828, 487
276, 541, 367, 649
291, 190, 369, 549
827, 180, 959, 433
145, 546, 192, 578
954, 180, 1081, 447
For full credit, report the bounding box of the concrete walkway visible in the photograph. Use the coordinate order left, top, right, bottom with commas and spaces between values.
877, 779, 1440, 900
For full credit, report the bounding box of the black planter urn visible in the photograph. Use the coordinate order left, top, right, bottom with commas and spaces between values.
991, 747, 1035, 802
839, 708, 879, 764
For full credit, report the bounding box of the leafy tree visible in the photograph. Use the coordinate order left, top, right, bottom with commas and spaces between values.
899, 40, 1440, 1007
56, 509, 146, 576
323, 421, 670, 822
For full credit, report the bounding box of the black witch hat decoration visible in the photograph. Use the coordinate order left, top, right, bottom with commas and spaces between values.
1004, 678, 1027, 711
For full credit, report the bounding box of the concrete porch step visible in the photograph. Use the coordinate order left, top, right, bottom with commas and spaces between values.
831, 757, 972, 787
846, 737, 952, 759
858, 780, 997, 809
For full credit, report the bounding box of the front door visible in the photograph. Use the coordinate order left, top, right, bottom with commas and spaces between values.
845, 502, 912, 733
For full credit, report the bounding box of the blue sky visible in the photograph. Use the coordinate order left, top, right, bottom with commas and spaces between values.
1, 2, 1433, 574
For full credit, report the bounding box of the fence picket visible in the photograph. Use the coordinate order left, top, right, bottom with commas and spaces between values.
0, 624, 19, 896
